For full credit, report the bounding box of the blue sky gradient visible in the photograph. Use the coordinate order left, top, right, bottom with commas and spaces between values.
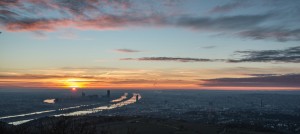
0, 0, 299, 89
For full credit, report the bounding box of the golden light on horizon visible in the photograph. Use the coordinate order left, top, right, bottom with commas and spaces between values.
63, 78, 88, 88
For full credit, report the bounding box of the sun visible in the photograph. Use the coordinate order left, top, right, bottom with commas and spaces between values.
63, 78, 85, 89
72, 87, 77, 91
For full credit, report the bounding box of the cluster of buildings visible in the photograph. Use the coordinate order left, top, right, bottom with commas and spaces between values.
80, 90, 110, 99
95, 92, 300, 133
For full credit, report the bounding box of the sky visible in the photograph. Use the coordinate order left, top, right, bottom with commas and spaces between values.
0, 0, 300, 90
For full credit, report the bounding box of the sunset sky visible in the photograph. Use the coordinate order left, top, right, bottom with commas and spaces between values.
0, 0, 299, 90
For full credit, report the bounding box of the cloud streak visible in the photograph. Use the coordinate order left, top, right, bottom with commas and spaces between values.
209, 1, 245, 13
176, 14, 272, 31
114, 49, 142, 53
202, 45, 216, 49
3, 14, 166, 32
121, 46, 300, 63
238, 28, 300, 42
201, 74, 300, 88
0, 74, 96, 79
229, 46, 300, 63
121, 57, 223, 62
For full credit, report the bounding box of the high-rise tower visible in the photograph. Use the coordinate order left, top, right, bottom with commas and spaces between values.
107, 90, 110, 97
136, 94, 139, 102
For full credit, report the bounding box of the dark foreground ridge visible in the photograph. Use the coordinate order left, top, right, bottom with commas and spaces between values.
0, 116, 284, 134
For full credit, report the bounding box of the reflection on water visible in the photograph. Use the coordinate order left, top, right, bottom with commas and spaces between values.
54, 93, 141, 117
1, 101, 102, 120
4, 93, 141, 125
111, 93, 128, 103
43, 99, 55, 104
0, 103, 100, 120
0, 110, 55, 120
9, 119, 34, 125
58, 103, 101, 111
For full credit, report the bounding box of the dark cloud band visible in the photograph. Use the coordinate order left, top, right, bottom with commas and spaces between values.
229, 46, 300, 63
201, 74, 300, 87
121, 46, 300, 63
121, 57, 224, 62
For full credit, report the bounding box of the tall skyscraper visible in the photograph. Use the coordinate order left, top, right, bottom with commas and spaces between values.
107, 90, 110, 97
136, 94, 139, 102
